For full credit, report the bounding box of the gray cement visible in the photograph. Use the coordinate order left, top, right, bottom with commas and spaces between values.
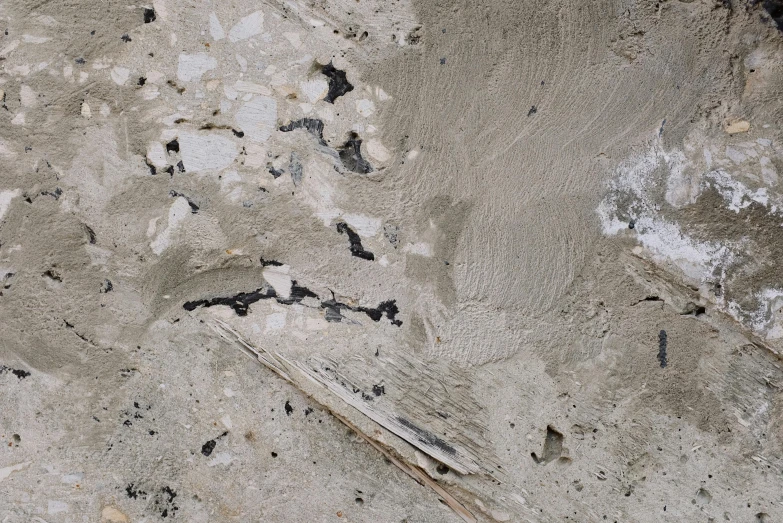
2, 0, 783, 522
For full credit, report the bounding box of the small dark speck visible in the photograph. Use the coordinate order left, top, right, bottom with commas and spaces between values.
148, 430, 156, 435
166, 139, 179, 153
90, 30, 95, 36
284, 400, 293, 416
232, 129, 245, 138
439, 58, 446, 65
628, 220, 635, 230
75, 58, 86, 65
143, 8, 156, 23
528, 105, 537, 116
271, 451, 278, 457
436, 464, 449, 475
137, 77, 146, 86
121, 34, 132, 42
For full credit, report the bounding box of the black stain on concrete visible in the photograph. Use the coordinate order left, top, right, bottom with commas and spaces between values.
336, 222, 374, 260
0, 365, 31, 379
279, 118, 327, 146
658, 329, 668, 368
338, 133, 373, 174
397, 417, 457, 455
321, 61, 354, 103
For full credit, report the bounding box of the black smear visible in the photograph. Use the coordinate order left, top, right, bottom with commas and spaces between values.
176, 160, 185, 173
436, 464, 450, 474
143, 8, 156, 23
145, 160, 156, 175
372, 384, 385, 396
84, 224, 97, 244
321, 61, 354, 103
289, 152, 303, 186
201, 439, 217, 456
276, 281, 318, 306
658, 329, 668, 368
0, 365, 31, 379
338, 133, 373, 174
527, 105, 537, 116
279, 118, 327, 146
267, 163, 284, 179
121, 34, 132, 42
166, 139, 179, 153
41, 187, 62, 200
336, 222, 374, 261
260, 257, 284, 267
232, 129, 245, 138
101, 279, 113, 293
761, 0, 783, 30
137, 77, 146, 86
396, 417, 457, 456
284, 400, 293, 416
356, 300, 402, 326
183, 285, 277, 316
126, 483, 147, 499
43, 269, 62, 282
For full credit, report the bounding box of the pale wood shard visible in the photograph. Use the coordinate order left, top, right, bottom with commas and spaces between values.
210, 319, 481, 522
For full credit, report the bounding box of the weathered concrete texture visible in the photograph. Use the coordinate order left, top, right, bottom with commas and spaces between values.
2, 0, 783, 521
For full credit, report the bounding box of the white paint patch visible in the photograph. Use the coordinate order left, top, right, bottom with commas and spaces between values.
110, 66, 129, 86
11, 112, 25, 125
177, 53, 217, 82
403, 242, 433, 257
61, 473, 83, 484
179, 131, 238, 172
366, 139, 390, 162
20, 85, 36, 107
356, 99, 376, 117
209, 13, 225, 40
705, 170, 771, 212
208, 452, 232, 467
150, 197, 192, 255
0, 189, 20, 221
300, 78, 329, 103
152, 0, 168, 21
47, 500, 69, 514
343, 214, 381, 237
0, 461, 30, 483
265, 311, 287, 333
228, 11, 264, 42
0, 39, 20, 57
22, 34, 50, 44
81, 101, 91, 119
146, 142, 167, 168
235, 96, 277, 143
221, 415, 233, 429
284, 32, 302, 48
263, 265, 292, 299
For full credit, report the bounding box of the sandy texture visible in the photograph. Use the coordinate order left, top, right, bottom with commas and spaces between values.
2, 0, 783, 521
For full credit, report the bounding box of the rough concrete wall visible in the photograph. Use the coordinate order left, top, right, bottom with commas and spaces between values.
2, 0, 783, 522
